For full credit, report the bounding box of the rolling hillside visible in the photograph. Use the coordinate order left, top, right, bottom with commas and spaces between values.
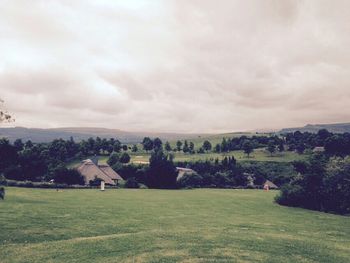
0, 127, 207, 143
279, 122, 350, 134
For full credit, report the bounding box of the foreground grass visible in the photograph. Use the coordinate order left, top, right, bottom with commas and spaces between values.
1, 188, 349, 263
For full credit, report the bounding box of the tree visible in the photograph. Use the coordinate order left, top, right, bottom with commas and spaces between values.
142, 137, 153, 152
243, 140, 253, 158
107, 153, 120, 166
120, 153, 131, 164
122, 145, 128, 151
0, 99, 13, 123
214, 143, 221, 153
278, 141, 284, 152
202, 140, 212, 152
221, 138, 228, 152
176, 140, 182, 151
52, 166, 84, 185
0, 138, 19, 173
164, 141, 172, 152
147, 149, 177, 189
189, 142, 195, 153
153, 137, 163, 150
296, 143, 306, 154
183, 140, 189, 153
132, 144, 138, 152
25, 140, 33, 149
13, 139, 24, 151
113, 139, 122, 152
267, 141, 276, 156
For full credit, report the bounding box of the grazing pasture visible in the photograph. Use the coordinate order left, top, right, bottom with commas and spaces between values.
1, 187, 349, 263
130, 148, 307, 164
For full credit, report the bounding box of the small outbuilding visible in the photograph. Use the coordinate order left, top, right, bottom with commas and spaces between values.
176, 167, 196, 181
312, 146, 325, 153
263, 180, 278, 190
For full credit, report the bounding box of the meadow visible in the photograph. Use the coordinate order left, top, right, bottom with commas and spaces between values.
67, 149, 307, 168
130, 148, 307, 164
1, 187, 349, 263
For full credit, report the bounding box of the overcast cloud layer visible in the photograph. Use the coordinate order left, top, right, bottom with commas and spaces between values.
1, 0, 350, 133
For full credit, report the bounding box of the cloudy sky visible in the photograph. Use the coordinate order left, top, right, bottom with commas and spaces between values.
1, 0, 350, 133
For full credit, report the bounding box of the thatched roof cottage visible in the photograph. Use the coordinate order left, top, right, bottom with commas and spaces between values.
77, 159, 123, 186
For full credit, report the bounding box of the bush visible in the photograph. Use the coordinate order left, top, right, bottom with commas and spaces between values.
0, 174, 7, 186
0, 186, 5, 199
120, 153, 131, 164
177, 173, 203, 188
125, 178, 139, 188
52, 166, 85, 185
107, 153, 120, 166
275, 184, 305, 207
89, 177, 102, 186
3, 165, 24, 181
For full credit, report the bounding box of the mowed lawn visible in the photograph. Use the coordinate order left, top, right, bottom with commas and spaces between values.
1, 188, 350, 263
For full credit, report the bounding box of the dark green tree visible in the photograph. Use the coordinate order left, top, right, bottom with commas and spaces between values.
132, 144, 138, 152
267, 141, 276, 156
147, 149, 177, 189
202, 140, 212, 152
243, 140, 253, 158
176, 140, 182, 151
142, 137, 153, 152
153, 138, 163, 150
120, 152, 131, 164
183, 140, 189, 153
164, 141, 172, 152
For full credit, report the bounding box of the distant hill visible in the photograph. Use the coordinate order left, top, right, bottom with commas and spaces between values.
279, 122, 350, 134
0, 127, 207, 143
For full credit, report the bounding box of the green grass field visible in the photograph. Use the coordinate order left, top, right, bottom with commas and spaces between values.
130, 148, 307, 164
1, 187, 349, 262
67, 149, 307, 168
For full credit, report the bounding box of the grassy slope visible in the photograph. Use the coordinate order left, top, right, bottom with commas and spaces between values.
130, 148, 307, 164
67, 149, 307, 168
1, 187, 349, 263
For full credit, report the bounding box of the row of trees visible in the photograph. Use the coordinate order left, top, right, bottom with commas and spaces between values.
142, 137, 213, 154
285, 129, 350, 156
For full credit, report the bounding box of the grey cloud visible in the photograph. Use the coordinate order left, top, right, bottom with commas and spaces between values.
1, 0, 350, 132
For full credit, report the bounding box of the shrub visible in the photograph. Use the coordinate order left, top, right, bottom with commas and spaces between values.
0, 186, 4, 200
0, 174, 7, 186
120, 153, 131, 164
275, 184, 305, 207
52, 166, 85, 185
107, 153, 120, 166
89, 177, 102, 186
177, 173, 203, 188
125, 178, 139, 188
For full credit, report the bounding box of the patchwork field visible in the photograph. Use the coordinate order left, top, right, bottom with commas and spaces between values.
1, 187, 349, 262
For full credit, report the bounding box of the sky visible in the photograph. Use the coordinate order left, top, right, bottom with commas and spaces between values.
1, 0, 350, 133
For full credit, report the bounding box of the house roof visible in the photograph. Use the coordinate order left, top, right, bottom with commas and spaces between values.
263, 180, 278, 189
99, 165, 123, 181
176, 167, 195, 173
176, 167, 196, 181
77, 159, 115, 185
313, 146, 325, 152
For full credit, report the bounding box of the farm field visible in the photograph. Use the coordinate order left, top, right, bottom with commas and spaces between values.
68, 149, 307, 168
1, 187, 350, 263
130, 148, 307, 164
